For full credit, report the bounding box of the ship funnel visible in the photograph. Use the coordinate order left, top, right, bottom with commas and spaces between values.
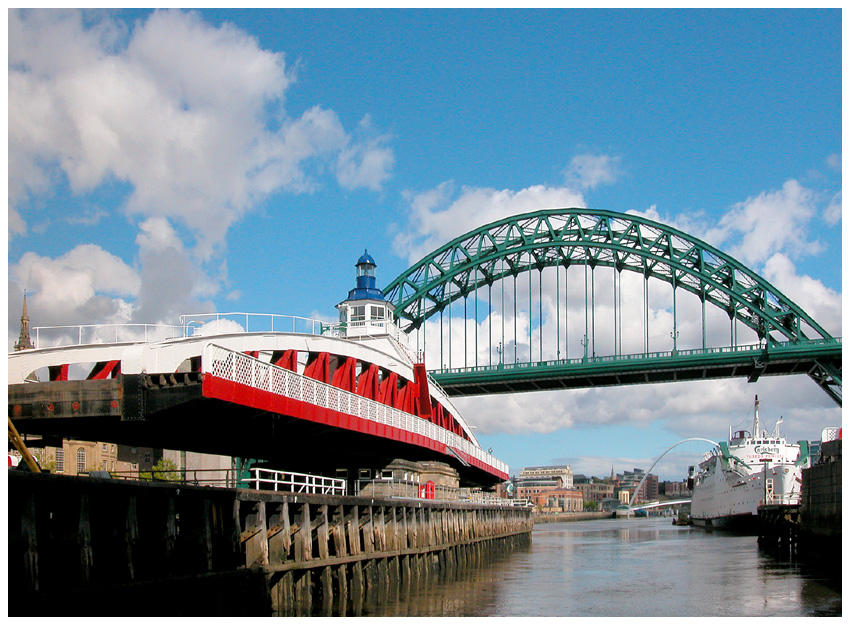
752, 395, 761, 438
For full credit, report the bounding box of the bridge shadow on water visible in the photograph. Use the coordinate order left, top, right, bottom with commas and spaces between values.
281, 538, 533, 617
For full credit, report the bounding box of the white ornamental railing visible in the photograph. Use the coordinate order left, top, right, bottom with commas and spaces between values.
246, 467, 346, 495
203, 344, 508, 476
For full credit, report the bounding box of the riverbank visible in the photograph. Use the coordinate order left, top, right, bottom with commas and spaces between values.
533, 511, 612, 523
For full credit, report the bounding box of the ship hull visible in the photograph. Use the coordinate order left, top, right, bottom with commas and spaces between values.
691, 460, 802, 531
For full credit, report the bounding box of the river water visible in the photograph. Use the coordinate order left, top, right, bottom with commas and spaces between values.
360, 516, 841, 617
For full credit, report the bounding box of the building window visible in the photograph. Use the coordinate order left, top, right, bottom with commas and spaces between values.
351, 306, 366, 322
56, 448, 65, 473
102, 443, 107, 452
370, 306, 385, 320
144, 452, 152, 464
77, 448, 86, 474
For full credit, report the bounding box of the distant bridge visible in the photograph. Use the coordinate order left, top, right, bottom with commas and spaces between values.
385, 208, 841, 404
632, 499, 691, 511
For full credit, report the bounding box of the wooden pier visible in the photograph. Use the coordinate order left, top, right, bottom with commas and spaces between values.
756, 504, 799, 558
9, 470, 532, 616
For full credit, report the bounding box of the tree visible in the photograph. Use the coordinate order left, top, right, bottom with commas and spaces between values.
583, 499, 598, 511
139, 458, 181, 482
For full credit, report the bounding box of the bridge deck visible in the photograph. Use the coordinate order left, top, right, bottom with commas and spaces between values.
431, 340, 842, 400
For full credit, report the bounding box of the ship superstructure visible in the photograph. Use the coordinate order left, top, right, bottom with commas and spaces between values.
690, 395, 808, 529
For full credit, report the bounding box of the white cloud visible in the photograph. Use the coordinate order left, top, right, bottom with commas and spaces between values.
9, 8, 395, 333
9, 244, 140, 331
762, 253, 841, 336
337, 136, 395, 192
563, 154, 621, 190
393, 183, 586, 263
823, 191, 841, 224
9, 209, 27, 236
9, 9, 393, 248
132, 217, 216, 323
704, 180, 820, 265
826, 153, 841, 172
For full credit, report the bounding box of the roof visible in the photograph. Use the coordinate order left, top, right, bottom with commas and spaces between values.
356, 250, 376, 267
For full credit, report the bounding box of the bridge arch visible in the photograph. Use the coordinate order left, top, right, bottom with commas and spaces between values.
384, 208, 841, 404
385, 208, 831, 343
628, 437, 718, 508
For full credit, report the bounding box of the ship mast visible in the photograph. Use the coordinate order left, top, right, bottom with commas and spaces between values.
752, 395, 761, 438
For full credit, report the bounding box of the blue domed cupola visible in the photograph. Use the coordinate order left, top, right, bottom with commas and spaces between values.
337, 250, 395, 338
349, 250, 383, 300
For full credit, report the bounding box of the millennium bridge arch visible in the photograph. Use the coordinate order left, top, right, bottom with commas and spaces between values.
384, 208, 841, 404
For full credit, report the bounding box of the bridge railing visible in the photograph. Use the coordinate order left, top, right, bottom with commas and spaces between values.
246, 468, 346, 495
436, 337, 843, 375
27, 313, 331, 349
31, 323, 188, 348
203, 343, 509, 477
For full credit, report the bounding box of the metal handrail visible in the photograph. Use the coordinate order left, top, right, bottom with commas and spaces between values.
246, 467, 346, 495
27, 313, 331, 349
437, 336, 843, 375
31, 323, 187, 348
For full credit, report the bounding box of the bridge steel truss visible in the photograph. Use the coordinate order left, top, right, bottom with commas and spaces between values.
384, 208, 842, 405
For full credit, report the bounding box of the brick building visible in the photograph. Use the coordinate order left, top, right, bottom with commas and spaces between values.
532, 487, 583, 513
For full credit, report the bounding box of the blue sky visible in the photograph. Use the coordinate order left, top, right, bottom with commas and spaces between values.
8, 9, 842, 480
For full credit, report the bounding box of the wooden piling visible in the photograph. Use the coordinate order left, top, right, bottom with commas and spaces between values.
9, 471, 532, 617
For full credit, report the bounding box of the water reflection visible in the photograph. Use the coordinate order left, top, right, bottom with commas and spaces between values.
339, 517, 841, 617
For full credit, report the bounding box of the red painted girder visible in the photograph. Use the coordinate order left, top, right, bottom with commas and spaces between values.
304, 352, 331, 383
87, 360, 121, 380
271, 350, 298, 372
332, 356, 358, 392
357, 364, 380, 399
379, 371, 399, 407
48, 364, 69, 381
413, 363, 433, 418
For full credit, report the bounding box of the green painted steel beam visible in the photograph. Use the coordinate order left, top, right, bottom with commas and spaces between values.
430, 338, 842, 403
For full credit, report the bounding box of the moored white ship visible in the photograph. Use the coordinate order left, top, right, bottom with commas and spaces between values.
689, 395, 809, 530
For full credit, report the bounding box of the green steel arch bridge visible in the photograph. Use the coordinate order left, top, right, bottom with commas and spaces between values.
384, 208, 841, 405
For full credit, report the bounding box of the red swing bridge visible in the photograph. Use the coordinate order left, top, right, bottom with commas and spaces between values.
8, 253, 508, 488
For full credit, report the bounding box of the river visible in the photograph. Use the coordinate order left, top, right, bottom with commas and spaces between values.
358, 516, 841, 617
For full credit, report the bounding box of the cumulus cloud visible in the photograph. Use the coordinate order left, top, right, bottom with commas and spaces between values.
132, 217, 216, 323
762, 253, 841, 336
9, 244, 140, 335
9, 8, 394, 335
458, 373, 838, 447
704, 180, 820, 265
11, 9, 393, 256
393, 183, 586, 263
563, 153, 621, 190
823, 191, 841, 224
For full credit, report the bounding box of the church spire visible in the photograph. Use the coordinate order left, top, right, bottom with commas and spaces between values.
15, 291, 35, 351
